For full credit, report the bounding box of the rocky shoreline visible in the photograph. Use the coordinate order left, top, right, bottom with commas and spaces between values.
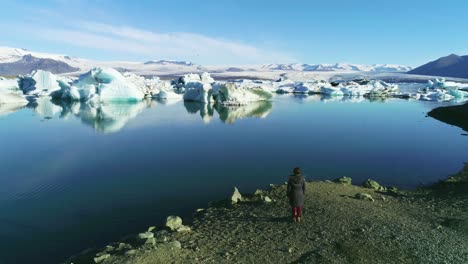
66, 165, 468, 264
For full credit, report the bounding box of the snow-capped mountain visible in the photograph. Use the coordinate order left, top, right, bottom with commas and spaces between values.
144, 60, 194, 66
0, 46, 412, 76
262, 63, 412, 72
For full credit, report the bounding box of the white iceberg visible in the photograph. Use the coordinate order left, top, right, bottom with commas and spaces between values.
18, 70, 61, 96
60, 67, 145, 102
212, 83, 273, 105
180, 73, 214, 103
417, 78, 468, 102
0, 91, 29, 104
321, 84, 344, 96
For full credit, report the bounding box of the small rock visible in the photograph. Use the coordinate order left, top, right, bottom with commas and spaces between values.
147, 226, 156, 232
363, 179, 386, 191
176, 225, 192, 232
137, 232, 154, 240
288, 247, 293, 254
263, 196, 272, 203
196, 208, 205, 213
166, 216, 183, 231
355, 193, 374, 202
125, 250, 136, 255
94, 254, 110, 263
145, 237, 156, 246
254, 189, 264, 196
334, 176, 352, 184
169, 241, 182, 250
231, 187, 242, 204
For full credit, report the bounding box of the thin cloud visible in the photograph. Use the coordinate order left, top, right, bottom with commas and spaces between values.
14, 19, 296, 64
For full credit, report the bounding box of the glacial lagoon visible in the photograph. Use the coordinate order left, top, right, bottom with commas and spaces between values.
0, 94, 467, 263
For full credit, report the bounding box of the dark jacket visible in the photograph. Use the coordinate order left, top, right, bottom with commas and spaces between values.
287, 174, 306, 207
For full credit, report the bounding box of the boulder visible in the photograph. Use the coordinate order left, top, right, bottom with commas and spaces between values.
166, 216, 183, 231
362, 179, 386, 191
93, 254, 110, 263
176, 226, 191, 232
263, 196, 272, 203
334, 176, 352, 185
168, 241, 182, 250
254, 189, 264, 196
137, 232, 154, 240
231, 187, 242, 204
355, 193, 374, 202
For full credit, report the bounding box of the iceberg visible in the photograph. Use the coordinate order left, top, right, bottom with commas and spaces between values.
180, 73, 214, 103
320, 84, 344, 96
18, 70, 61, 96
0, 91, 29, 105
60, 67, 145, 102
417, 79, 468, 102
212, 83, 273, 105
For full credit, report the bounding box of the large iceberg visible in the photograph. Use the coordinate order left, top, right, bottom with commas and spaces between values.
180, 73, 214, 103
18, 70, 61, 96
212, 83, 273, 105
60, 68, 146, 102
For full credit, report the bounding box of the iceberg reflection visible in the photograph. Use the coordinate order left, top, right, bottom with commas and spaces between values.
215, 101, 273, 124
57, 100, 151, 133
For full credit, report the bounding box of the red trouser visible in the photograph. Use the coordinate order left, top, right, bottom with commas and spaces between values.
292, 206, 303, 218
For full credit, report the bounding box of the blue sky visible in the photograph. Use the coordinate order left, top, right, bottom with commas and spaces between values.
1, 0, 467, 66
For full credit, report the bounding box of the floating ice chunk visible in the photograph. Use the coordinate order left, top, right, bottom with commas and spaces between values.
183, 82, 212, 103
321, 84, 344, 96
18, 70, 61, 96
417, 78, 468, 102
155, 90, 183, 100
61, 68, 145, 102
293, 81, 322, 94
213, 83, 273, 105
0, 91, 29, 104
178, 73, 214, 103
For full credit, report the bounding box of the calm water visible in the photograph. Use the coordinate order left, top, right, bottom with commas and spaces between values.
0, 93, 467, 263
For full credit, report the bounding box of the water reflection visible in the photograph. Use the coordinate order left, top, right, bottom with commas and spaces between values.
183, 100, 273, 124
0, 103, 27, 117
215, 101, 272, 124
183, 101, 214, 123
62, 101, 151, 133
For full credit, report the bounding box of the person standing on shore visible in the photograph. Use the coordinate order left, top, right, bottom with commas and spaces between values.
287, 167, 306, 223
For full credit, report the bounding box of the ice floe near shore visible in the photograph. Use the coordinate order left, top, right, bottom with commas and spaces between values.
417, 78, 468, 102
